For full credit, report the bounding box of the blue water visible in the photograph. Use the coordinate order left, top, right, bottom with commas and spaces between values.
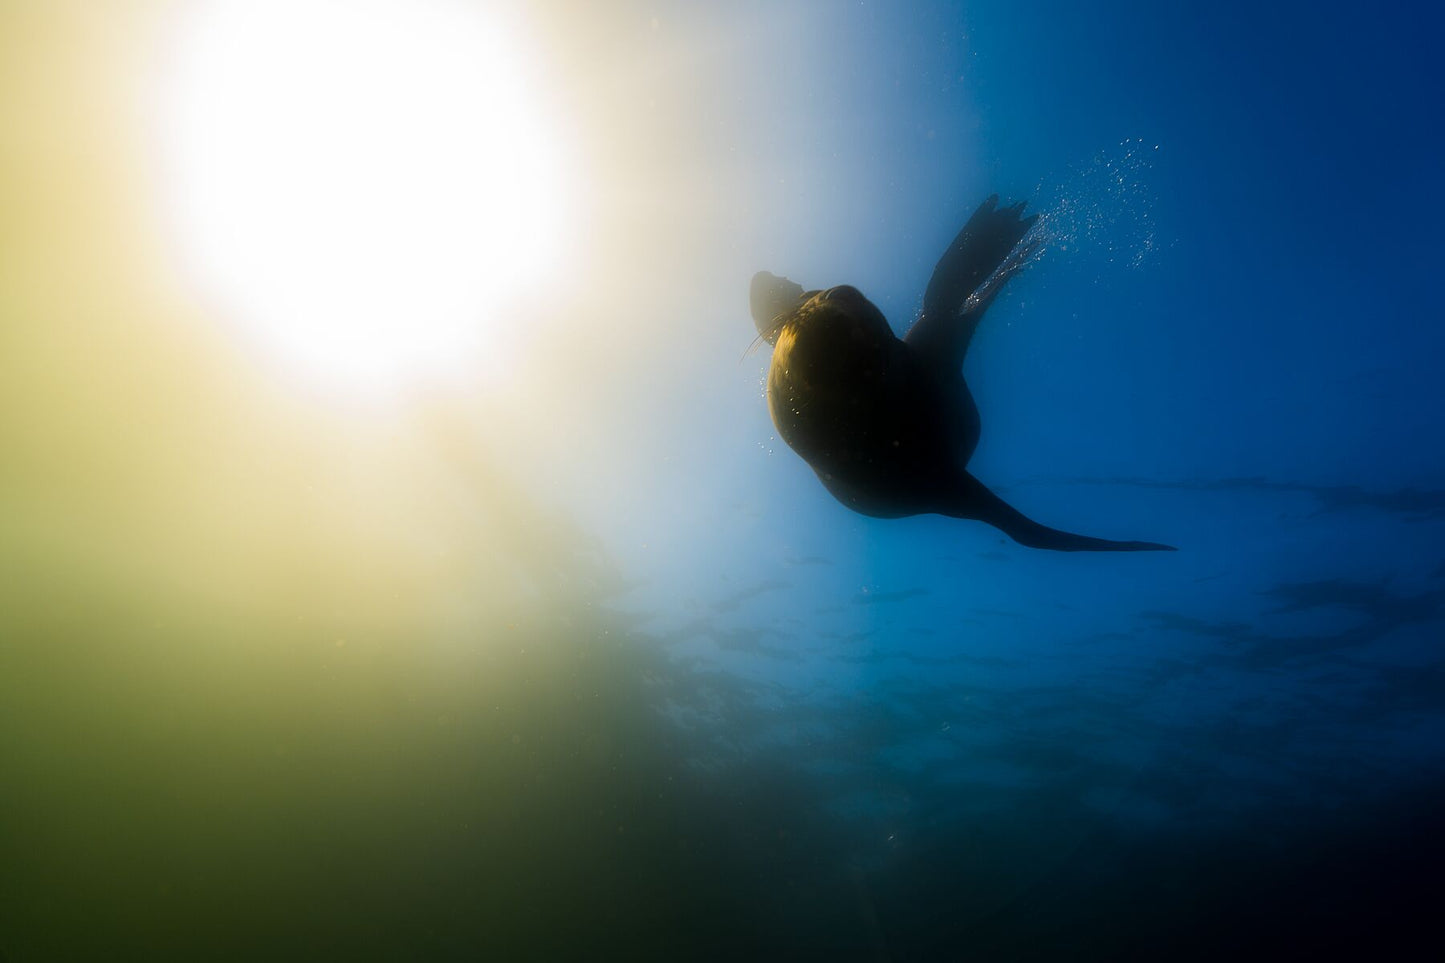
2, 1, 1443, 960
589, 0, 1445, 956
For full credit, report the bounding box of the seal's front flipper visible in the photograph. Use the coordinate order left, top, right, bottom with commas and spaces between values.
921, 196, 1038, 320
947, 473, 1176, 553
905, 196, 1039, 372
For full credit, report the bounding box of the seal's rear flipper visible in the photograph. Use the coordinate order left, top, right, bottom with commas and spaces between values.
948, 473, 1176, 553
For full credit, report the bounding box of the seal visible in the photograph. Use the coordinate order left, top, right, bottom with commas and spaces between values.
750, 195, 1174, 552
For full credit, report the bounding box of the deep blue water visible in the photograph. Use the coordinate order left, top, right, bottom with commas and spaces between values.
2, 1, 1444, 960
588, 0, 1445, 956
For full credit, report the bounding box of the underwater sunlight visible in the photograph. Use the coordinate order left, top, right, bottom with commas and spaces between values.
152, 0, 576, 391
2, 1, 1443, 960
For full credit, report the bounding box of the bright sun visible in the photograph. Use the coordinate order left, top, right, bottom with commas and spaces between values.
156, 0, 573, 389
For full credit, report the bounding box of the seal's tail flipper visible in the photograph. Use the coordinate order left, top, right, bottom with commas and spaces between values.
948, 473, 1176, 553
905, 196, 1040, 371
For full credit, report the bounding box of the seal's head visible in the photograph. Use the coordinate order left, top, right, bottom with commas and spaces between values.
749, 271, 806, 345
749, 273, 892, 355
794, 285, 891, 343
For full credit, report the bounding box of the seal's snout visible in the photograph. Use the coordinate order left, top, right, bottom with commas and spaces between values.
750, 271, 806, 343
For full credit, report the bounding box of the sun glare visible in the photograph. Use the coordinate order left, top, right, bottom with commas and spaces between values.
155, 0, 574, 390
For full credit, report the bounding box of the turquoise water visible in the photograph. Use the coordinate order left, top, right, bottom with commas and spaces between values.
2, 1, 1442, 959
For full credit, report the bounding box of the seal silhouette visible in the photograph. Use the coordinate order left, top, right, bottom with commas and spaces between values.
750, 195, 1174, 552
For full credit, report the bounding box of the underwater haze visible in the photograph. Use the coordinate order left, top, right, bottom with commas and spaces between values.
2, 0, 1443, 959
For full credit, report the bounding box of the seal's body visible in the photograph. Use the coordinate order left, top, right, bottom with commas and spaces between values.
751, 196, 1173, 552
766, 285, 957, 518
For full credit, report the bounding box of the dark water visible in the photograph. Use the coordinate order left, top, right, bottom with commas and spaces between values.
3, 1, 1444, 960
